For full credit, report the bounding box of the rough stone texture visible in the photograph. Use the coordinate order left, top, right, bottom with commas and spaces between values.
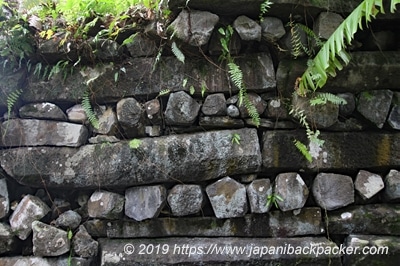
343, 235, 400, 266
19, 102, 67, 121
66, 104, 87, 123
167, 9, 219, 46
99, 237, 340, 265
248, 118, 296, 129
312, 173, 354, 211
313, 12, 344, 40
93, 106, 118, 135
201, 93, 226, 116
383, 169, 400, 202
126, 34, 158, 57
116, 97, 145, 138
262, 130, 400, 172
227, 104, 240, 118
0, 178, 9, 219
274, 173, 309, 211
199, 116, 244, 129
88, 191, 125, 219
265, 98, 289, 119
276, 52, 400, 97
91, 39, 122, 61
0, 128, 261, 188
9, 195, 51, 240
165, 91, 201, 126
54, 210, 82, 230
0, 222, 17, 254
144, 98, 161, 121
237, 92, 267, 118
246, 179, 272, 213
0, 119, 88, 147
0, 257, 92, 266
32, 221, 70, 256
88, 208, 323, 238
328, 204, 400, 235
167, 185, 204, 216
0, 68, 26, 114
357, 90, 393, 128
73, 225, 98, 258
206, 176, 248, 218
354, 170, 384, 200
388, 105, 400, 130
125, 185, 166, 221
261, 17, 286, 43
233, 15, 261, 41
337, 93, 356, 117
145, 125, 161, 137
88, 135, 120, 144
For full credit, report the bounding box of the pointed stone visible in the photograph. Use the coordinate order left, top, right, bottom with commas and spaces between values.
354, 170, 384, 200
261, 17, 285, 43
247, 179, 272, 213
32, 221, 70, 256
73, 225, 98, 258
274, 173, 309, 211
233, 15, 261, 41
357, 90, 393, 128
383, 169, 400, 202
202, 93, 227, 116
88, 191, 124, 219
388, 105, 400, 130
165, 91, 200, 126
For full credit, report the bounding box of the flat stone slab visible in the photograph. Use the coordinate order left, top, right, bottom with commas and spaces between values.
0, 128, 261, 188
99, 237, 340, 265
85, 208, 323, 238
262, 130, 400, 172
0, 257, 92, 266
327, 204, 400, 235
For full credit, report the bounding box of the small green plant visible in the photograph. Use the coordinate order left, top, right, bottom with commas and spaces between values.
171, 41, 185, 64
157, 88, 171, 98
82, 89, 99, 129
6, 89, 22, 118
293, 139, 312, 163
266, 193, 283, 209
309, 92, 347, 106
129, 138, 142, 149
259, 0, 273, 21
231, 133, 241, 145
67, 229, 73, 266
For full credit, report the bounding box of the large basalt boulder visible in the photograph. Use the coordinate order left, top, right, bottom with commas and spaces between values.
313, 12, 344, 40
0, 128, 261, 189
201, 93, 227, 116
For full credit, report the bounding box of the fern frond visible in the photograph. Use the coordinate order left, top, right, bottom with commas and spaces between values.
243, 92, 261, 127
7, 89, 22, 117
157, 89, 171, 98
171, 41, 185, 64
310, 92, 347, 106
228, 62, 243, 91
294, 139, 312, 162
82, 89, 99, 129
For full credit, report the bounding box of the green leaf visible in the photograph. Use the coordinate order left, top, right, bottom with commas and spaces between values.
171, 41, 185, 64
294, 139, 312, 163
189, 85, 195, 95
129, 139, 142, 149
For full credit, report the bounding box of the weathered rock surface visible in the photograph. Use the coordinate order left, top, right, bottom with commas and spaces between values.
0, 178, 9, 219
383, 169, 400, 202
199, 116, 244, 129
168, 9, 219, 46
206, 176, 248, 218
88, 208, 323, 238
274, 173, 309, 211
93, 106, 118, 135
261, 17, 286, 43
54, 210, 82, 230
19, 102, 67, 121
32, 221, 70, 256
66, 104, 87, 123
126, 34, 158, 57
246, 179, 272, 213
237, 92, 267, 118
313, 12, 344, 40
0, 128, 261, 188
388, 105, 400, 130
312, 173, 354, 211
0, 256, 92, 266
327, 204, 400, 235
0, 119, 88, 147
265, 98, 289, 119
165, 91, 201, 126
226, 104, 240, 118
88, 191, 124, 219
99, 237, 340, 265
125, 185, 166, 221
337, 93, 356, 117
233, 15, 261, 41
167, 185, 204, 216
9, 195, 50, 240
91, 39, 122, 61
262, 130, 400, 172
357, 90, 393, 128
116, 97, 145, 138
201, 93, 226, 116
343, 235, 400, 266
0, 222, 17, 254
72, 225, 98, 257
354, 170, 384, 200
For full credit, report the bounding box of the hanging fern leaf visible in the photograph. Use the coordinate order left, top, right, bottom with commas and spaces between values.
294, 139, 313, 163
171, 41, 185, 64
228, 62, 243, 91
310, 92, 347, 106
157, 89, 171, 98
82, 89, 99, 129
243, 92, 261, 127
7, 89, 22, 117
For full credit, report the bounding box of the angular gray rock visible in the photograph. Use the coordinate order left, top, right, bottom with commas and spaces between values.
383, 169, 400, 202
125, 185, 166, 221
91, 39, 122, 61
167, 185, 204, 216
206, 176, 248, 218
9, 194, 51, 240
19, 102, 67, 121
261, 17, 286, 43
0, 178, 9, 219
145, 125, 161, 137
66, 104, 87, 123
144, 98, 161, 120
72, 225, 98, 258
357, 90, 393, 128
227, 104, 240, 118
266, 98, 289, 119
312, 173, 354, 210
1, 128, 261, 188
201, 93, 226, 116
337, 93, 356, 117
313, 12, 344, 40
246, 179, 272, 213
54, 210, 82, 230
93, 106, 118, 135
199, 116, 244, 129
274, 173, 309, 211
0, 222, 17, 254
354, 170, 384, 200
87, 191, 124, 219
388, 105, 400, 130
233, 15, 261, 41
237, 93, 267, 118
0, 119, 88, 147
32, 221, 70, 256
116, 97, 145, 138
126, 34, 157, 57
165, 91, 201, 126
167, 10, 219, 46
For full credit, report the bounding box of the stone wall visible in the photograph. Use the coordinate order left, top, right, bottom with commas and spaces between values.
1, 0, 400, 265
